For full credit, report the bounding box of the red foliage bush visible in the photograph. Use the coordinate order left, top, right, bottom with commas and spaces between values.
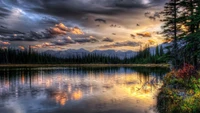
177, 63, 197, 79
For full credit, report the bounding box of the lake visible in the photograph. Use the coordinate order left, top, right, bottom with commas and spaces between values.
0, 67, 169, 113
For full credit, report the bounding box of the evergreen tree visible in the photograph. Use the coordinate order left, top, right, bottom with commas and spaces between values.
160, 45, 164, 56
162, 0, 181, 68
156, 45, 160, 56
178, 0, 200, 68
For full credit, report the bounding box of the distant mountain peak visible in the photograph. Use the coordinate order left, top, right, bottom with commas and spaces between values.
44, 49, 137, 59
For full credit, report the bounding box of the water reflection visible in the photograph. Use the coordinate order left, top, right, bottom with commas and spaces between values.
0, 67, 169, 113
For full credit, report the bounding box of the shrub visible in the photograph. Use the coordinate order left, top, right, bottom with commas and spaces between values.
177, 63, 197, 82
157, 70, 200, 113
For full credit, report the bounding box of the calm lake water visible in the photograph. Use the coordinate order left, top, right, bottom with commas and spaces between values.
0, 67, 169, 113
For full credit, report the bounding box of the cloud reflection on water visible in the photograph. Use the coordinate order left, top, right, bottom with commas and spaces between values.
0, 67, 169, 113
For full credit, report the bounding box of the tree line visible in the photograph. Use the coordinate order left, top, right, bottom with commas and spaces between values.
126, 44, 166, 64
0, 45, 166, 64
0, 47, 62, 64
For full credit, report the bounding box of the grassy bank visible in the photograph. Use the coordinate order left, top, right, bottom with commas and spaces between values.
157, 67, 200, 113
0, 64, 169, 68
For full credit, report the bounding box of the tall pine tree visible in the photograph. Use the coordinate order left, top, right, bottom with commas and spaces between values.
179, 0, 200, 68
162, 0, 181, 68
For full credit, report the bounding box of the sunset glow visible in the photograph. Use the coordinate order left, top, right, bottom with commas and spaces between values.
0, 0, 168, 51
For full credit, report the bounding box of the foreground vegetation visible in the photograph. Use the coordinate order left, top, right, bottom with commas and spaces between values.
157, 64, 200, 113
157, 0, 200, 112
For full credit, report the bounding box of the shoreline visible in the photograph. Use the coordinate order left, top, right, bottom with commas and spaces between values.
157, 71, 200, 113
0, 64, 169, 68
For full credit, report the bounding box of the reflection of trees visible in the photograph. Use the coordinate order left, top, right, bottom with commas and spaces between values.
122, 76, 162, 97
130, 67, 169, 76
119, 67, 169, 96
0, 67, 169, 90
0, 67, 169, 78
0, 67, 169, 105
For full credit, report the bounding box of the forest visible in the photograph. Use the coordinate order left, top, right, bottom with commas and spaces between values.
0, 45, 166, 64
157, 0, 200, 113
161, 0, 200, 69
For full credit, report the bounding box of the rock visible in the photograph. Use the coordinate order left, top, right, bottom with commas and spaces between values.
178, 91, 186, 97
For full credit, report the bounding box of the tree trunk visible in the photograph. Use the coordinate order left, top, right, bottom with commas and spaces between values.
173, 0, 178, 69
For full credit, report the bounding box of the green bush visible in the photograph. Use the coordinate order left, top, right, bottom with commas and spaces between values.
157, 71, 200, 113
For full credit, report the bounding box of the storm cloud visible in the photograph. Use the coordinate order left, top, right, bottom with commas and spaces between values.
0, 0, 167, 51
0, 23, 84, 41
0, 0, 167, 32
51, 36, 99, 46
102, 37, 114, 42
0, 0, 166, 21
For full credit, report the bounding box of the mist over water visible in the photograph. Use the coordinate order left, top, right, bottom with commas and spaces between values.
0, 67, 169, 113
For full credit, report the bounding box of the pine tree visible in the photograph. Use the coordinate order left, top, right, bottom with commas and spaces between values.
162, 0, 181, 68
160, 45, 164, 56
179, 0, 200, 68
156, 45, 160, 56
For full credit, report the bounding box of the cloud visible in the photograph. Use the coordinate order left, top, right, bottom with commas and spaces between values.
102, 37, 114, 42
51, 35, 99, 46
95, 18, 106, 24
52, 36, 75, 46
144, 11, 161, 21
74, 36, 98, 44
0, 30, 53, 41
0, 23, 84, 41
49, 27, 67, 35
0, 7, 11, 17
144, 12, 151, 17
0, 27, 24, 35
71, 27, 84, 35
0, 0, 166, 21
100, 41, 141, 48
154, 12, 161, 18
0, 6, 58, 32
110, 24, 121, 28
55, 23, 69, 31
130, 34, 136, 38
148, 40, 156, 45
52, 40, 69, 46
0, 0, 167, 34
64, 36, 75, 43
137, 32, 152, 37
31, 42, 54, 49
49, 23, 84, 35
0, 0, 167, 51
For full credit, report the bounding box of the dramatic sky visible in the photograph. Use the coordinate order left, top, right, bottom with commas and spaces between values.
0, 0, 168, 51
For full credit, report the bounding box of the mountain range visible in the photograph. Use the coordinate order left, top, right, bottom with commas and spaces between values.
44, 43, 170, 59
44, 49, 137, 59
